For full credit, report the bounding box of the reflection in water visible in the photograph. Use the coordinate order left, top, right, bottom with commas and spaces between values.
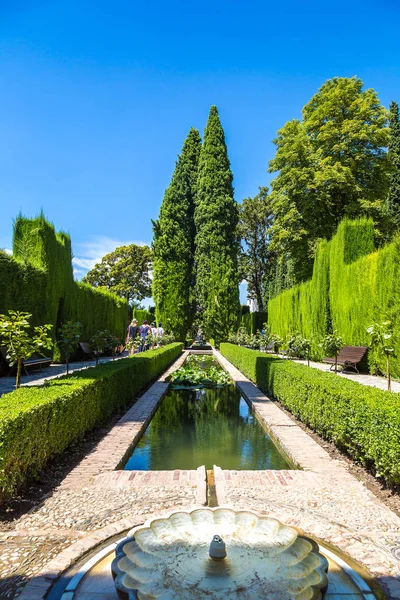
124, 386, 289, 470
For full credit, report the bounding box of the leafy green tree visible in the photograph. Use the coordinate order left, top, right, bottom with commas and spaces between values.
239, 186, 274, 312
0, 311, 53, 388
90, 331, 107, 366
152, 128, 201, 341
387, 101, 400, 228
83, 244, 152, 304
194, 106, 240, 343
321, 332, 343, 374
269, 77, 390, 282
58, 321, 81, 374
367, 321, 394, 391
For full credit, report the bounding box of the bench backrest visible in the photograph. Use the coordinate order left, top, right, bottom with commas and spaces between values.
79, 342, 93, 354
337, 346, 368, 362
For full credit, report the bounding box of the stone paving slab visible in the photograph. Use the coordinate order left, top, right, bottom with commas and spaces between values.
214, 349, 400, 599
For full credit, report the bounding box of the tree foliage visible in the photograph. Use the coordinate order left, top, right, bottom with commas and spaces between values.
238, 186, 274, 312
269, 77, 390, 282
0, 311, 53, 388
194, 106, 240, 342
387, 101, 400, 228
83, 244, 152, 304
152, 128, 201, 341
58, 321, 81, 374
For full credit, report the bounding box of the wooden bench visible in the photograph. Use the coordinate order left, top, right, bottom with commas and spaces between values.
323, 345, 368, 374
79, 342, 100, 361
0, 348, 52, 376
22, 355, 52, 375
263, 342, 275, 354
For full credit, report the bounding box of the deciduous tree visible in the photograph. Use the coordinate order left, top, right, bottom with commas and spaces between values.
269, 77, 390, 282
83, 244, 152, 304
238, 186, 274, 312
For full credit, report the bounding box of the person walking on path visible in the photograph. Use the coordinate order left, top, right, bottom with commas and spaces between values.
126, 319, 139, 355
139, 320, 151, 352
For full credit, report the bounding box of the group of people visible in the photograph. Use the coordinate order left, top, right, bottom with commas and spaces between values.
126, 319, 164, 354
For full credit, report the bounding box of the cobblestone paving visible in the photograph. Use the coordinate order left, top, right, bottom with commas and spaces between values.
214, 349, 400, 599
3, 349, 400, 599
0, 352, 194, 599
0, 475, 200, 599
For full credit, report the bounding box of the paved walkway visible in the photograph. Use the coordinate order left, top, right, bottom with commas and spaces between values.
0, 351, 192, 600
0, 353, 130, 397
2, 349, 400, 599
293, 357, 400, 393
215, 349, 400, 599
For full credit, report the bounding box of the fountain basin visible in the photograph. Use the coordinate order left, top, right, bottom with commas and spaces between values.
112, 507, 329, 599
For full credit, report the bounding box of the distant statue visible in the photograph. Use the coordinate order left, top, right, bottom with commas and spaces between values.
196, 328, 205, 345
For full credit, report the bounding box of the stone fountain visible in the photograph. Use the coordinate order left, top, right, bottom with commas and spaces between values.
111, 507, 329, 599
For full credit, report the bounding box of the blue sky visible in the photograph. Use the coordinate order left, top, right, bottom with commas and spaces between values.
1, 0, 400, 305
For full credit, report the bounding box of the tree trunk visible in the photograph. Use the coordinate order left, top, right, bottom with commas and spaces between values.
16, 359, 22, 389
387, 355, 391, 392
334, 354, 338, 374
66, 357, 69, 375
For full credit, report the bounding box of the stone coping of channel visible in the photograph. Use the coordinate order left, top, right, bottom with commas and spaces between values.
213, 349, 400, 599
60, 350, 189, 488
14, 349, 400, 599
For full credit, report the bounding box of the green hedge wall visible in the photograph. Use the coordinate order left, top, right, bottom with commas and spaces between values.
241, 312, 267, 334
0, 214, 130, 359
132, 308, 154, 324
0, 343, 183, 501
220, 343, 400, 485
268, 219, 400, 375
0, 252, 47, 326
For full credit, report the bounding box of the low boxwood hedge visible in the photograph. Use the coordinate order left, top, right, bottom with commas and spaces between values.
220, 343, 400, 485
0, 343, 183, 501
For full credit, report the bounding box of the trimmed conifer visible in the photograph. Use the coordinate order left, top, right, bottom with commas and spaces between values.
152, 128, 201, 341
388, 101, 400, 227
194, 106, 240, 342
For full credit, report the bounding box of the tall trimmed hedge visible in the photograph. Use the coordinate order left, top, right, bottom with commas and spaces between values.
132, 308, 154, 325
268, 218, 400, 375
0, 343, 183, 501
241, 312, 267, 334
220, 343, 400, 485
1, 214, 129, 358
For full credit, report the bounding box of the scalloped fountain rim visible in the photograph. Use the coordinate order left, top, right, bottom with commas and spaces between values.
111, 507, 331, 599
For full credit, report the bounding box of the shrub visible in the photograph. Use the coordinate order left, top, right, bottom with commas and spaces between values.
0, 343, 183, 501
220, 343, 400, 485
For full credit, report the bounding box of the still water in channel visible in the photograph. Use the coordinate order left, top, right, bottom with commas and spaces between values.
123, 386, 290, 471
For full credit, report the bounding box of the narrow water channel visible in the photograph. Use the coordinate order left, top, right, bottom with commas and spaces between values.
123, 371, 290, 471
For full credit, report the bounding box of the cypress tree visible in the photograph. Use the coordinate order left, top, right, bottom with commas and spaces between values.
388, 101, 400, 227
194, 106, 240, 342
152, 128, 201, 341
